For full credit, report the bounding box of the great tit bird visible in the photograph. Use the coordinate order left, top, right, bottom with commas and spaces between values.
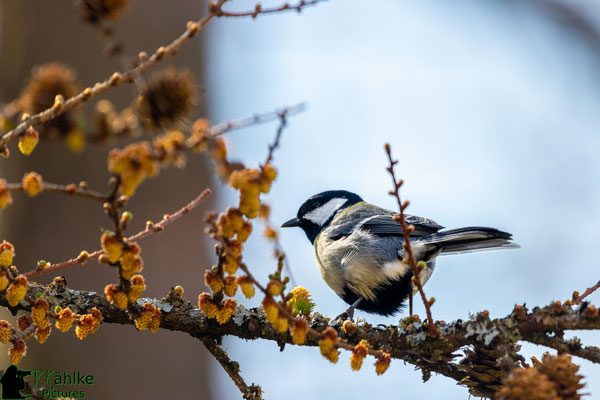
281, 190, 518, 318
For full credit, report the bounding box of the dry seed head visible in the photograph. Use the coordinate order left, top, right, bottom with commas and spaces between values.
497, 367, 560, 400
77, 0, 131, 23
537, 353, 585, 400
136, 67, 196, 131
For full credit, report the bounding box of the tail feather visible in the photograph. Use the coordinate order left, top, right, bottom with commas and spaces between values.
419, 227, 519, 255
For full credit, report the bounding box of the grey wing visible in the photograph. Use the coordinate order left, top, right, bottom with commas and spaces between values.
361, 214, 443, 237
328, 214, 443, 240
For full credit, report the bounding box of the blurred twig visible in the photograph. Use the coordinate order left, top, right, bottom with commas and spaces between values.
0, 0, 319, 154
23, 188, 211, 278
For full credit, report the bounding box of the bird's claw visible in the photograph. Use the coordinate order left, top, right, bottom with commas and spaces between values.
328, 309, 354, 327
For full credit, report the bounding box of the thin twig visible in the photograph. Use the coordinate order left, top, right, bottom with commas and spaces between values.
384, 143, 436, 335
23, 188, 211, 278
573, 280, 600, 305
0, 0, 318, 154
201, 338, 263, 400
262, 111, 288, 167
207, 103, 305, 139
6, 181, 107, 202
216, 0, 326, 18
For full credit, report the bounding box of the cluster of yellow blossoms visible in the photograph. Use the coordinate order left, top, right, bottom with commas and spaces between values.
134, 302, 161, 332
100, 233, 146, 309
0, 241, 28, 307
198, 294, 237, 325
229, 164, 277, 218
108, 142, 158, 196
75, 308, 103, 340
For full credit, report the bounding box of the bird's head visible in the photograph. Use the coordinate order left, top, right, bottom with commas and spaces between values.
281, 190, 363, 243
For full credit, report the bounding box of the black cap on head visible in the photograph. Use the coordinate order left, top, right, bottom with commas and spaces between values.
281, 190, 363, 244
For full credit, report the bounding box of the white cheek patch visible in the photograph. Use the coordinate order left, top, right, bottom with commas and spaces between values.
304, 198, 347, 226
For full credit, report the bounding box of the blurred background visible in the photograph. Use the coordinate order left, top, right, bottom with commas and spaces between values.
2, 0, 600, 399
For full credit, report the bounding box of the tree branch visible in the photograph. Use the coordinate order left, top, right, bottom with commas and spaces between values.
201, 338, 263, 400
9, 280, 599, 389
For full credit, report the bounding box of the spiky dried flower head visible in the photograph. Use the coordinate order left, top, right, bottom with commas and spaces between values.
497, 367, 560, 400
19, 63, 80, 138
22, 172, 44, 197
32, 297, 50, 329
0, 180, 12, 209
9, 339, 26, 364
136, 67, 197, 131
536, 353, 585, 400
18, 126, 39, 155
288, 286, 316, 316
77, 0, 130, 23
0, 240, 15, 267
291, 317, 308, 345
350, 340, 369, 371
56, 307, 74, 332
6, 275, 28, 307
0, 320, 12, 343
374, 353, 391, 375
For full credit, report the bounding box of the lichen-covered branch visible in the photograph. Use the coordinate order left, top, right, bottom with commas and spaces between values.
8, 279, 599, 394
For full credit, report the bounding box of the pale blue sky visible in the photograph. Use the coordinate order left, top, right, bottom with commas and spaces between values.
203, 1, 600, 398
